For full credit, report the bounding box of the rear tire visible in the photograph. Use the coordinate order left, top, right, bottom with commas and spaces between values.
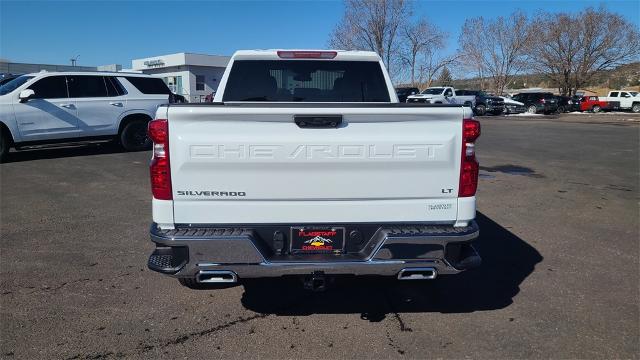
0, 127, 11, 163
120, 119, 151, 151
632, 103, 640, 113
557, 105, 565, 113
475, 104, 486, 116
592, 105, 601, 113
527, 105, 537, 114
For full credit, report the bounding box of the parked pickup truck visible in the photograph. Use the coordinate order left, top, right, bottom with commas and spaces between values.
600, 91, 640, 113
147, 50, 482, 291
406, 86, 476, 109
575, 95, 609, 113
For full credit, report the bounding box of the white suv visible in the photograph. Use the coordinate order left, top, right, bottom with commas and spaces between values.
0, 71, 172, 162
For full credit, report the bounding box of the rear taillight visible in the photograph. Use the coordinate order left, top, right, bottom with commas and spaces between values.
459, 119, 481, 197
277, 51, 337, 59
148, 119, 172, 200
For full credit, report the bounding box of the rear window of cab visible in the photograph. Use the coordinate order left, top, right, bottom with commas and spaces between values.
222, 60, 391, 102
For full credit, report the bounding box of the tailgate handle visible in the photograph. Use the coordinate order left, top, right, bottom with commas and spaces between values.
295, 115, 342, 129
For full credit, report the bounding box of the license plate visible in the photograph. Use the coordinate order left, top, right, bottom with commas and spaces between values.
290, 227, 345, 254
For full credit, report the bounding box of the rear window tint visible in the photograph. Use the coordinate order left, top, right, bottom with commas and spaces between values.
125, 77, 171, 95
222, 60, 391, 102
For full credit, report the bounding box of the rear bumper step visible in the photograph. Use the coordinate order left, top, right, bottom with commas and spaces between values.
148, 221, 480, 279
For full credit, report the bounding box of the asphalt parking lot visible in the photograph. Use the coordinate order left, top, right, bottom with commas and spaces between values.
1, 112, 638, 359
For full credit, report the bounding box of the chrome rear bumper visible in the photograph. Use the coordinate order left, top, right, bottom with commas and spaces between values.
148, 221, 480, 280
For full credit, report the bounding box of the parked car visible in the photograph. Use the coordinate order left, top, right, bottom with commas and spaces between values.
575, 95, 609, 113
0, 72, 173, 162
406, 86, 476, 109
147, 49, 482, 291
204, 91, 216, 102
601, 90, 640, 113
511, 92, 559, 114
456, 90, 505, 115
0, 74, 20, 86
569, 95, 583, 112
395, 87, 419, 103
170, 93, 187, 103
555, 96, 572, 113
500, 96, 526, 114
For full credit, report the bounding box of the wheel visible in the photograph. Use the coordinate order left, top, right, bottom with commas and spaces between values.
527, 105, 537, 114
592, 105, 601, 113
0, 127, 11, 163
557, 105, 565, 113
120, 119, 151, 151
475, 104, 486, 116
632, 103, 640, 113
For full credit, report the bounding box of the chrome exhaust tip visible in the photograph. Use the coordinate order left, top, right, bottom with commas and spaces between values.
196, 270, 238, 283
397, 267, 437, 280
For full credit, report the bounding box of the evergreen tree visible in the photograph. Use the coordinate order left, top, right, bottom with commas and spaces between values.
437, 66, 453, 85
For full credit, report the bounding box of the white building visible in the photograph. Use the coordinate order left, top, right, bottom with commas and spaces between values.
131, 53, 230, 103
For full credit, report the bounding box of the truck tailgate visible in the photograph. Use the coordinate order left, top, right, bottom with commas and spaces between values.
167, 105, 468, 224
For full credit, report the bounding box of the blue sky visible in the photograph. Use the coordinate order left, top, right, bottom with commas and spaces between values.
1, 0, 638, 68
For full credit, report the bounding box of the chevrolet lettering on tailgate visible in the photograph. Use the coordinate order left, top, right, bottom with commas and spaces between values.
190, 144, 443, 160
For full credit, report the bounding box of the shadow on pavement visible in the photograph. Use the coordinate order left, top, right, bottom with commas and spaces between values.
240, 212, 543, 319
480, 164, 545, 178
4, 142, 144, 163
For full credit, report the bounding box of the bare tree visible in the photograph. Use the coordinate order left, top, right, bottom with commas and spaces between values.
458, 12, 531, 95
529, 7, 640, 95
398, 19, 443, 86
329, 0, 411, 76
416, 50, 459, 88
458, 17, 487, 90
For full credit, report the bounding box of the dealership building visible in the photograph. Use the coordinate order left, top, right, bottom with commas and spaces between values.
131, 53, 230, 103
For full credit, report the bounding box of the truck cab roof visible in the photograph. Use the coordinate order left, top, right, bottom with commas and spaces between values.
231, 49, 382, 62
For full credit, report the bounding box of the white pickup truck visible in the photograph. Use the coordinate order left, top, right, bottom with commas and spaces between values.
147, 50, 481, 290
600, 90, 640, 113
406, 86, 476, 108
